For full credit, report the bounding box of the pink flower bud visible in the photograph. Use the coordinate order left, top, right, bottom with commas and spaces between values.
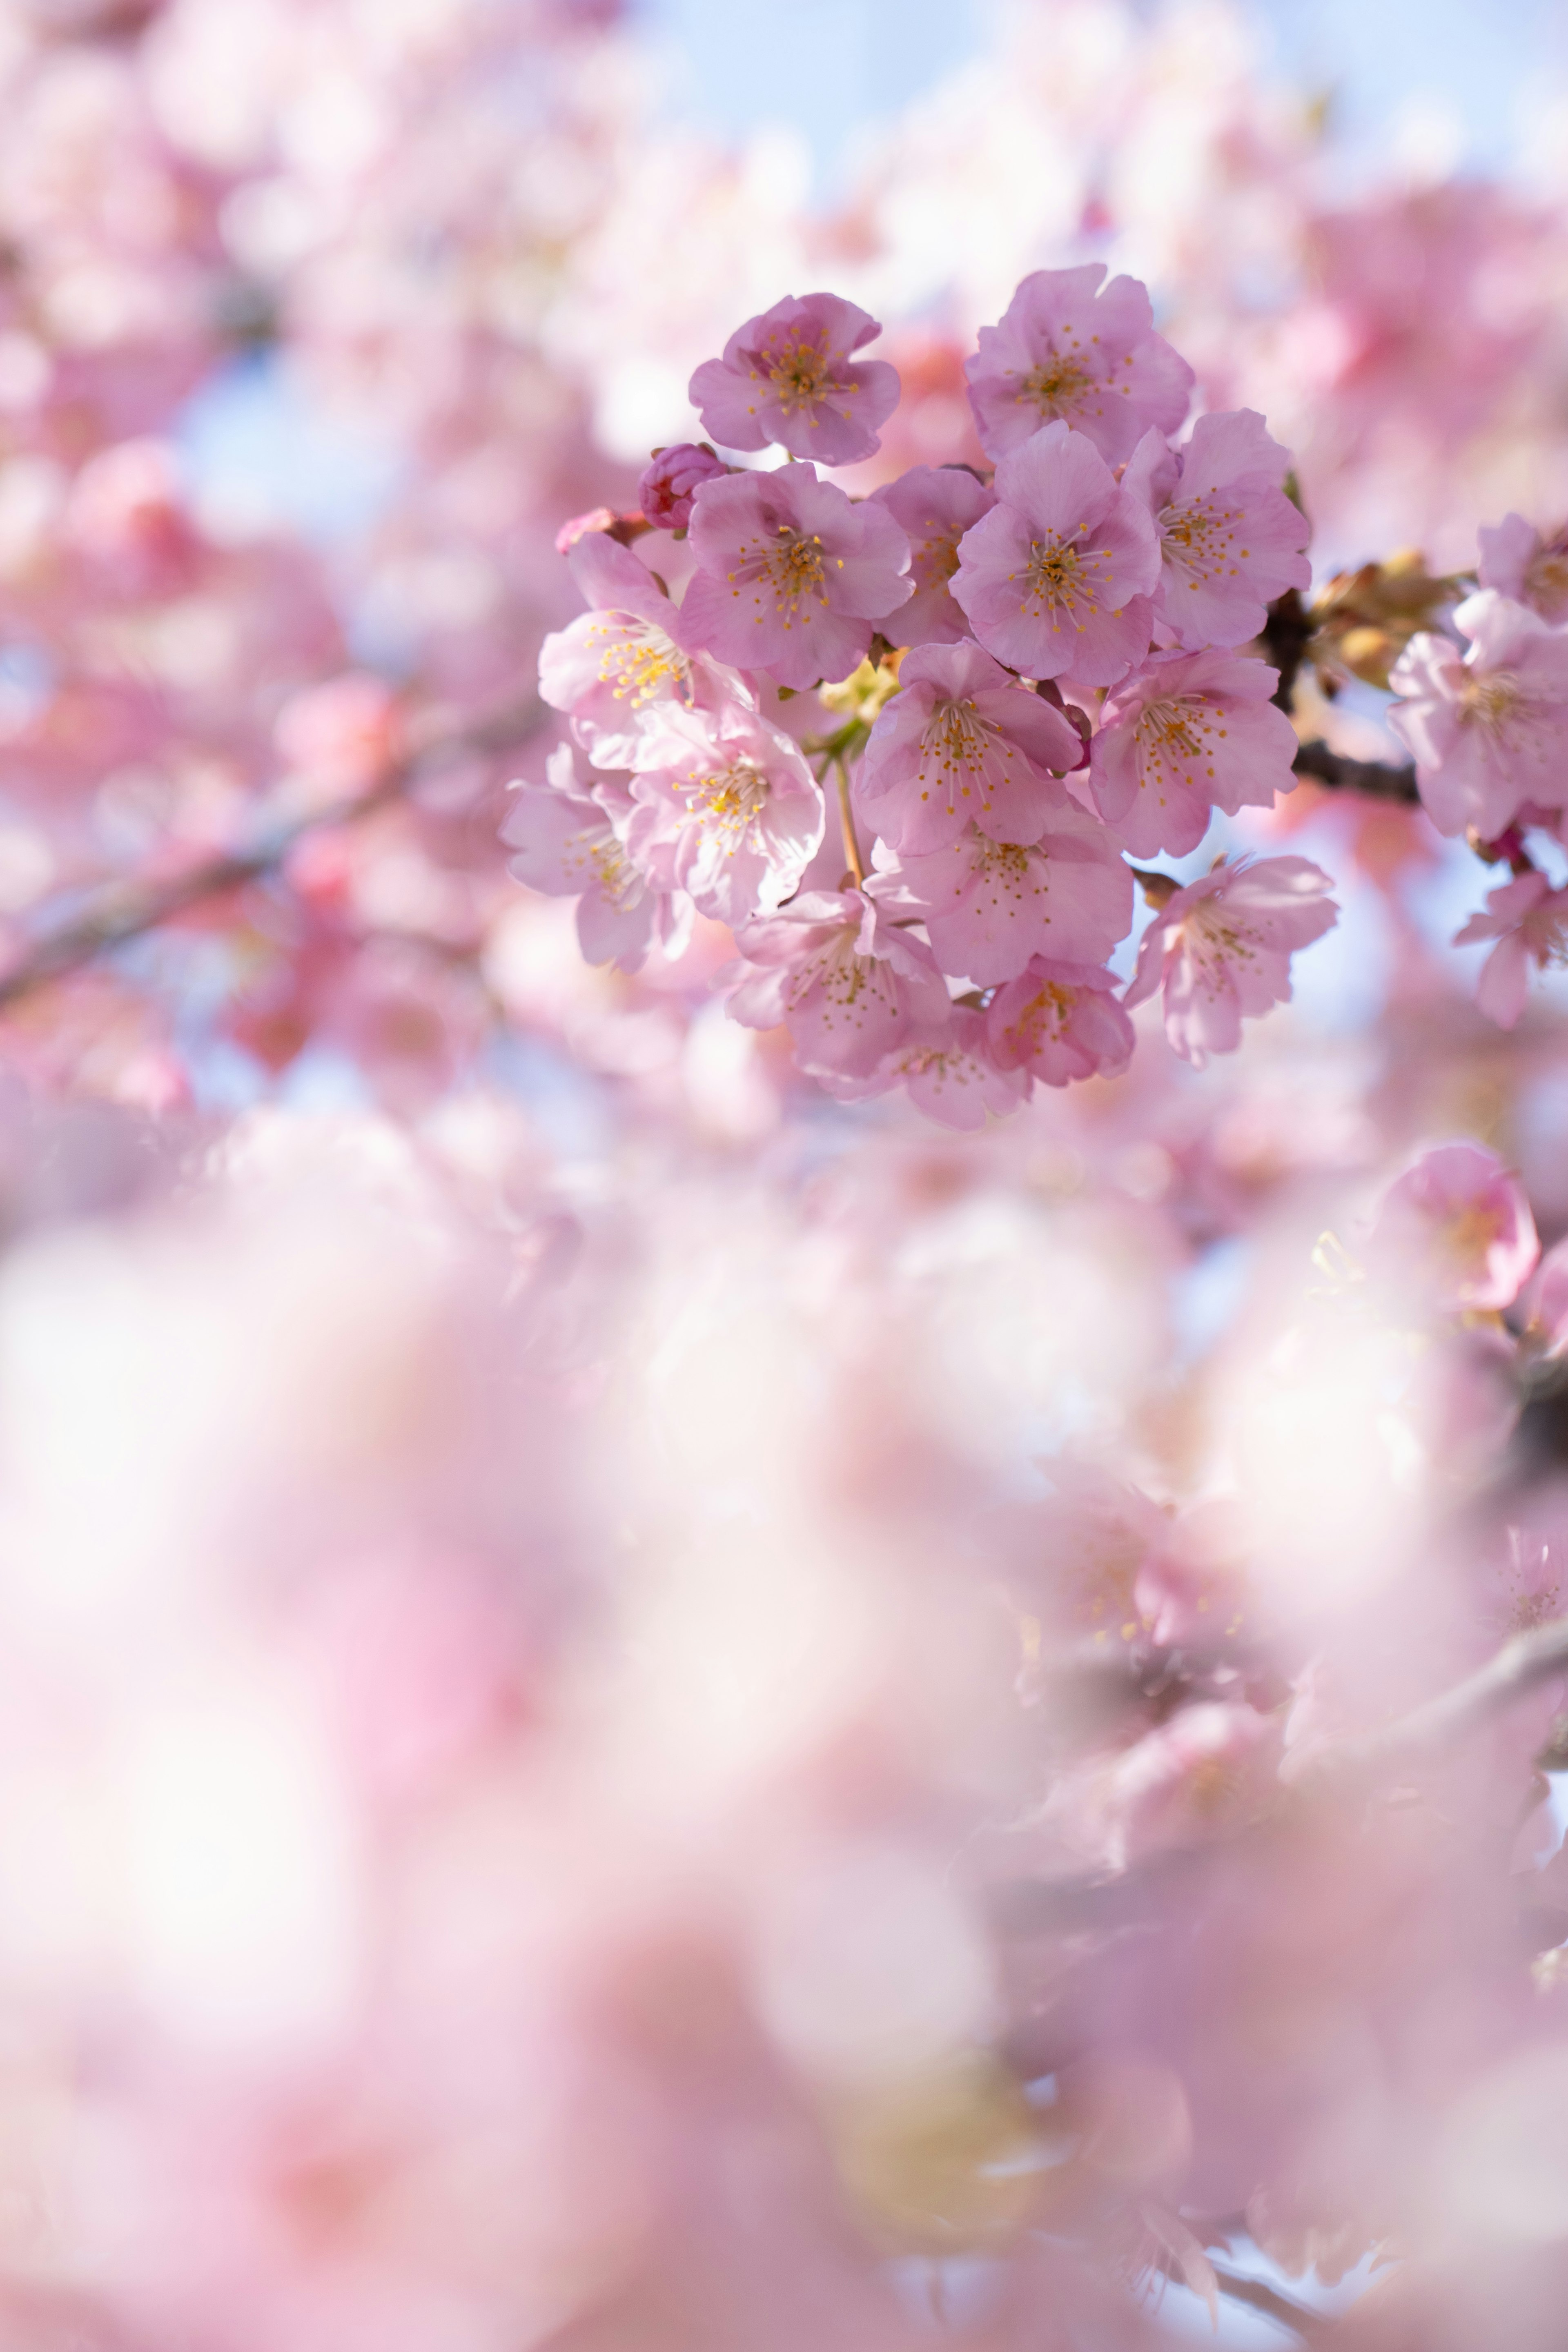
636, 443, 728, 532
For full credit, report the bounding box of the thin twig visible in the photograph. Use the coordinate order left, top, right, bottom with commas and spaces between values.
0, 695, 540, 1013
833, 754, 865, 888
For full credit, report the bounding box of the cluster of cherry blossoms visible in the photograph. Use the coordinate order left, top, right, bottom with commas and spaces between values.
515, 269, 1344, 1125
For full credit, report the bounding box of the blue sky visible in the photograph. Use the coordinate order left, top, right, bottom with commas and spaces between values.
631, 0, 1565, 194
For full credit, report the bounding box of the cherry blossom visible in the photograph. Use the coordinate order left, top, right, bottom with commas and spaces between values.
688, 292, 900, 466
867, 462, 996, 646
1087, 647, 1301, 857
540, 532, 731, 771
824, 1002, 1030, 1129
1388, 590, 1568, 839
679, 462, 912, 691
725, 885, 951, 1076
1370, 1141, 1539, 1314
951, 420, 1160, 685
637, 441, 729, 531
964, 263, 1194, 463
1478, 512, 1568, 624
853, 640, 1082, 853
501, 743, 685, 969
1124, 854, 1339, 1067
986, 956, 1136, 1085
1122, 409, 1311, 650
875, 801, 1133, 983
626, 697, 823, 922
1454, 868, 1568, 1029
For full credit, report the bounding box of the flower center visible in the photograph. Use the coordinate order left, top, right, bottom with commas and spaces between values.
1019, 352, 1093, 417
1459, 671, 1521, 731
916, 695, 1016, 816
763, 335, 832, 415
587, 833, 639, 908
1020, 530, 1109, 621
588, 617, 687, 708
684, 762, 769, 847
1159, 494, 1247, 587
1527, 548, 1568, 620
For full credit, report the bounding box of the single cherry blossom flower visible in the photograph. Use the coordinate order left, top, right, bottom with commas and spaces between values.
1088, 648, 1300, 857
726, 885, 951, 1078
636, 442, 729, 532
1478, 512, 1568, 624
951, 420, 1159, 686
539, 532, 737, 771
501, 744, 686, 971
1099, 1704, 1278, 1871
867, 464, 996, 646
1454, 869, 1568, 1029
824, 1004, 1029, 1129
1124, 854, 1337, 1067
986, 956, 1136, 1085
875, 801, 1133, 984
964, 263, 1194, 464
1388, 590, 1568, 839
688, 292, 900, 466
679, 461, 911, 691
626, 699, 823, 923
1370, 1141, 1539, 1314
854, 641, 1081, 854
1122, 411, 1310, 650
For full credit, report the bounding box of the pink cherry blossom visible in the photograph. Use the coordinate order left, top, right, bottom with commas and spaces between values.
1122, 411, 1311, 650
1124, 854, 1338, 1067
876, 801, 1133, 984
637, 442, 728, 532
678, 462, 912, 691
853, 641, 1081, 854
626, 698, 823, 923
501, 744, 684, 971
1099, 1703, 1278, 1871
725, 885, 950, 1078
824, 1003, 1029, 1129
1454, 868, 1568, 1029
1524, 1238, 1568, 1360
1370, 1142, 1540, 1314
1477, 512, 1568, 624
1388, 590, 1568, 839
539, 532, 735, 771
964, 264, 1194, 464
1087, 648, 1300, 858
986, 956, 1136, 1085
866, 463, 995, 646
950, 420, 1159, 686
688, 292, 900, 466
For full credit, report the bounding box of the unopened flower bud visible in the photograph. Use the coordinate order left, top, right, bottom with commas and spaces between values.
636, 443, 728, 532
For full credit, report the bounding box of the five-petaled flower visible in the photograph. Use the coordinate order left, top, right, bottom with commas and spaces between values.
1370, 1141, 1539, 1314
1088, 648, 1301, 858
951, 420, 1159, 686
688, 292, 900, 466
725, 886, 951, 1078
627, 699, 824, 924
855, 640, 1082, 853
679, 462, 912, 690
1124, 854, 1338, 1067
1123, 410, 1310, 650
964, 263, 1194, 465
539, 532, 734, 771
1389, 590, 1568, 839
823, 1003, 1029, 1129
986, 956, 1136, 1086
874, 800, 1133, 984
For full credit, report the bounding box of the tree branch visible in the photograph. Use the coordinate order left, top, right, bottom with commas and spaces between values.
1293, 1613, 1568, 1788
0, 695, 540, 1013
1291, 738, 1420, 805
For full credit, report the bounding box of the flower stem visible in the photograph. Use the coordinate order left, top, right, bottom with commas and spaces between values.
832, 754, 865, 889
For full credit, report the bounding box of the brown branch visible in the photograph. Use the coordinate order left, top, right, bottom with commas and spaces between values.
1294, 1613, 1568, 1788
0, 694, 541, 1013
1291, 737, 1420, 805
